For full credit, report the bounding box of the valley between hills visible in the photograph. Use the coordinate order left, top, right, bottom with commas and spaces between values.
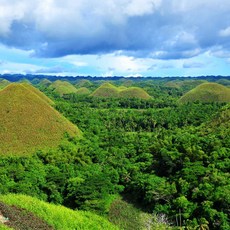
0, 75, 229, 230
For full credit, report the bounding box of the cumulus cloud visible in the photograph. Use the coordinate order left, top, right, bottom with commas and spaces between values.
1, 0, 230, 60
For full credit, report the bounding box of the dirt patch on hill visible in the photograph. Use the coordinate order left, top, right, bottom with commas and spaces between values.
0, 201, 53, 230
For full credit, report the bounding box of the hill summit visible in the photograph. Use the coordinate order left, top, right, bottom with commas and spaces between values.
178, 82, 230, 103
0, 83, 81, 155
91, 83, 151, 99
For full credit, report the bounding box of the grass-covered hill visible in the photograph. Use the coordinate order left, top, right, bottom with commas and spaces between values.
0, 194, 118, 230
91, 83, 151, 99
40, 78, 52, 87
0, 79, 10, 89
76, 79, 93, 88
178, 82, 230, 103
76, 87, 91, 95
49, 80, 78, 96
165, 79, 207, 90
91, 82, 119, 98
0, 83, 81, 155
119, 87, 152, 99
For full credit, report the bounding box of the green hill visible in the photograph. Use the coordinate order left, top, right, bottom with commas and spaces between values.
216, 78, 230, 86
40, 78, 52, 87
91, 83, 151, 99
0, 194, 118, 230
91, 83, 119, 98
0, 83, 81, 155
0, 79, 10, 89
76, 87, 91, 95
49, 80, 78, 96
119, 87, 152, 100
76, 79, 93, 88
178, 83, 230, 103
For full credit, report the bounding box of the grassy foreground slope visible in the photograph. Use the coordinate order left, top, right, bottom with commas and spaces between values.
179, 82, 230, 103
0, 194, 118, 230
0, 83, 80, 155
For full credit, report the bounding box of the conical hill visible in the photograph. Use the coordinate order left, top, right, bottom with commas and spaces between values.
49, 80, 78, 96
91, 83, 151, 99
0, 83, 81, 155
179, 83, 230, 103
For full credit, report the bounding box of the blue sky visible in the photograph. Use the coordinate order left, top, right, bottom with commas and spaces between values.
1, 0, 230, 77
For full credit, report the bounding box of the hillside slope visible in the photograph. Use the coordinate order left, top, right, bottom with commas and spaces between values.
0, 83, 81, 155
91, 83, 119, 98
179, 82, 230, 103
0, 194, 118, 230
91, 83, 151, 99
49, 80, 78, 96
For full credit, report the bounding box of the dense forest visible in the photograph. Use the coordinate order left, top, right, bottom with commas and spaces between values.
0, 75, 229, 229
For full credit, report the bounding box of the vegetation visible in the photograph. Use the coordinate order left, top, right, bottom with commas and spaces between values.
179, 82, 230, 103
76, 87, 91, 95
0, 194, 118, 230
0, 83, 80, 155
0, 75, 229, 229
0, 79, 10, 89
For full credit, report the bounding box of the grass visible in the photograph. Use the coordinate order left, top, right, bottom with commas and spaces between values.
91, 83, 151, 99
109, 198, 173, 230
91, 83, 120, 98
0, 79, 10, 90
165, 79, 207, 89
178, 82, 230, 103
119, 87, 151, 99
49, 80, 78, 95
76, 87, 91, 95
0, 83, 81, 155
0, 194, 119, 230
40, 78, 52, 87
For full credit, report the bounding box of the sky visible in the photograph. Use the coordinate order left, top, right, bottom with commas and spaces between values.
1, 0, 230, 77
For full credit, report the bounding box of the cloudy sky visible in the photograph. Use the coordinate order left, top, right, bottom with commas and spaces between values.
1, 0, 230, 77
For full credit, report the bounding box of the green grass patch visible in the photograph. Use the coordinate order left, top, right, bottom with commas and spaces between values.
0, 194, 119, 230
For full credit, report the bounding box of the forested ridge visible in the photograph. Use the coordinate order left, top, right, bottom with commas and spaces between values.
0, 76, 229, 229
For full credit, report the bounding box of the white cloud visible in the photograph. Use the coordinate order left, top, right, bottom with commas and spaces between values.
219, 27, 230, 37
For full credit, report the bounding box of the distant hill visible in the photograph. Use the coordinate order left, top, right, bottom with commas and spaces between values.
76, 87, 91, 95
0, 194, 118, 230
40, 78, 52, 87
49, 80, 78, 96
119, 87, 152, 99
91, 83, 119, 98
0, 83, 80, 155
165, 79, 207, 90
178, 83, 230, 103
216, 78, 230, 86
76, 79, 93, 88
91, 83, 151, 99
0, 79, 10, 89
